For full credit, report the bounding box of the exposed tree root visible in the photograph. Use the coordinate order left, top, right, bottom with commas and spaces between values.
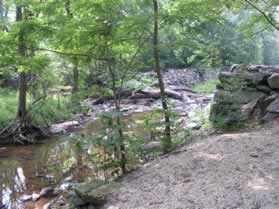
0, 122, 48, 145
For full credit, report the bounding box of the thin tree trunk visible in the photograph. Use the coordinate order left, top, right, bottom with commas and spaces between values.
65, 1, 79, 94
108, 65, 127, 174
2, 1, 9, 32
65, 0, 72, 16
72, 57, 79, 93
152, 0, 172, 153
115, 99, 127, 174
0, 0, 3, 20
16, 5, 28, 125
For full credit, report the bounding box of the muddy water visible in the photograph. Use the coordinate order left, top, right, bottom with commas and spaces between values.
0, 112, 155, 209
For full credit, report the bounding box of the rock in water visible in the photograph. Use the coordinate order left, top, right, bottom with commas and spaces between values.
50, 121, 80, 134
20, 194, 32, 202
186, 122, 202, 130
32, 193, 40, 201
39, 187, 56, 198
43, 203, 51, 209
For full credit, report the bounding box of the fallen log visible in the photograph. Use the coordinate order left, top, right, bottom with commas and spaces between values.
92, 88, 183, 106
133, 89, 183, 100
92, 88, 133, 105
172, 87, 197, 94
92, 96, 114, 105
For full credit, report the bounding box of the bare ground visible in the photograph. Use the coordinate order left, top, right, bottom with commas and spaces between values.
104, 121, 279, 209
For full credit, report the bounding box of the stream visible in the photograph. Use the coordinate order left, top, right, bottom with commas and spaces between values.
0, 112, 154, 209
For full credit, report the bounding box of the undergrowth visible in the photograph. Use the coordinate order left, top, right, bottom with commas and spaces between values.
30, 95, 75, 126
0, 89, 78, 129
0, 89, 18, 128
193, 79, 219, 93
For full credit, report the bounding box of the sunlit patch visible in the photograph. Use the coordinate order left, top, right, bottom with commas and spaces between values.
14, 167, 26, 192
2, 186, 12, 209
188, 142, 205, 150
248, 177, 272, 191
196, 152, 223, 161
222, 134, 241, 139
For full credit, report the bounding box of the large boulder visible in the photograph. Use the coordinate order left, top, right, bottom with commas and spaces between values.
66, 181, 119, 208
210, 65, 279, 128
266, 98, 279, 113
268, 73, 279, 89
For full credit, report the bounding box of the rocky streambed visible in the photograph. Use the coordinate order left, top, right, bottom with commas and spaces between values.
51, 68, 216, 134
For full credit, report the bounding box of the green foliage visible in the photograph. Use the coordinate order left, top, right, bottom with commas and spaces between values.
211, 115, 247, 131
142, 108, 193, 150
262, 32, 279, 65
172, 129, 192, 147
122, 76, 157, 91
0, 89, 76, 128
191, 106, 212, 130
77, 111, 144, 176
80, 85, 113, 99
30, 95, 75, 126
193, 79, 219, 93
0, 89, 17, 128
0, 0, 278, 137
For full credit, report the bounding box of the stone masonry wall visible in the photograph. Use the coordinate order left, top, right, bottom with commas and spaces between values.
210, 65, 279, 128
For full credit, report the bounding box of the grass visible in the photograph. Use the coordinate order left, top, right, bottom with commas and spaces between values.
192, 79, 219, 94
0, 88, 78, 129
0, 89, 18, 128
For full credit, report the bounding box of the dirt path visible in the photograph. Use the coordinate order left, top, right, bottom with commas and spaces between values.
104, 122, 279, 209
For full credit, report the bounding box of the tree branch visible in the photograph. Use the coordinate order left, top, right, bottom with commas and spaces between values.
0, 40, 113, 61
244, 0, 279, 31
27, 47, 113, 61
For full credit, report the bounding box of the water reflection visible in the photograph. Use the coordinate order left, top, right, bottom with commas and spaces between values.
0, 112, 155, 208
14, 168, 26, 193
2, 186, 13, 209
0, 133, 117, 208
0, 160, 26, 209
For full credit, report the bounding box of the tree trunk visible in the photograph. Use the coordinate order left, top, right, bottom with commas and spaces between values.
17, 72, 28, 123
115, 100, 127, 174
16, 5, 28, 125
65, 1, 79, 94
108, 65, 127, 174
152, 0, 172, 153
65, 0, 72, 16
72, 57, 79, 93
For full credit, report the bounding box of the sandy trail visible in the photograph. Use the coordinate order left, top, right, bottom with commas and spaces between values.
104, 122, 279, 209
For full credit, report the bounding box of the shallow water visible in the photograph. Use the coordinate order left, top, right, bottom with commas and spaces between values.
0, 112, 155, 209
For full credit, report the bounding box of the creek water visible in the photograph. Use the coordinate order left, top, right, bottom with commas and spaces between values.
0, 112, 154, 209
